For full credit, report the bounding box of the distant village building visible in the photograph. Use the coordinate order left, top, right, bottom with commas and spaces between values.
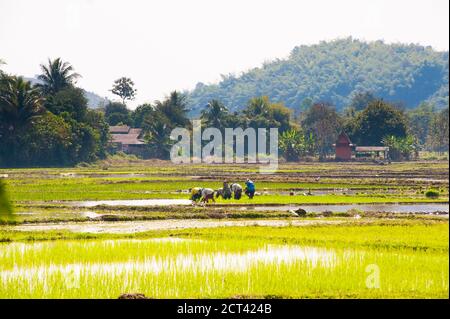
333, 132, 354, 161
354, 146, 389, 160
333, 132, 389, 161
109, 125, 145, 156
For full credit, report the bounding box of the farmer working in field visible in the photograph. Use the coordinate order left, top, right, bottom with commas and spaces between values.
222, 182, 232, 199
215, 182, 232, 200
190, 187, 203, 202
244, 179, 256, 199
230, 183, 243, 200
200, 188, 215, 204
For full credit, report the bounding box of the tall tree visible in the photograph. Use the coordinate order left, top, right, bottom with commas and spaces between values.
349, 99, 408, 146
301, 102, 342, 159
44, 87, 88, 122
111, 77, 137, 105
0, 76, 44, 165
37, 58, 80, 95
427, 107, 449, 153
349, 91, 376, 112
154, 91, 189, 129
407, 102, 435, 147
200, 99, 230, 129
132, 103, 153, 128
243, 96, 291, 132
105, 102, 131, 126
143, 111, 174, 159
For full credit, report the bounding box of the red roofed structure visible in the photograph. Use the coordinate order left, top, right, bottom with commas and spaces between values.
333, 132, 354, 161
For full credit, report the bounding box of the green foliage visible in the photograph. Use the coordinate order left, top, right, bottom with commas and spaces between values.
132, 103, 153, 127
425, 189, 440, 199
20, 112, 72, 165
143, 112, 174, 159
110, 77, 137, 105
0, 63, 109, 167
154, 91, 190, 128
187, 38, 449, 114
301, 103, 342, 158
105, 101, 131, 126
0, 75, 45, 166
36, 58, 80, 95
427, 107, 449, 152
142, 91, 190, 159
382, 135, 417, 161
200, 99, 230, 128
84, 110, 110, 159
279, 129, 315, 161
44, 87, 88, 121
348, 99, 408, 146
407, 102, 435, 146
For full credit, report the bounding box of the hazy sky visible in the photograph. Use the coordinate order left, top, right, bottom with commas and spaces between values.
0, 0, 448, 108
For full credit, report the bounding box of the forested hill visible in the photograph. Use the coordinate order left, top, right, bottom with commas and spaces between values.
187, 38, 449, 115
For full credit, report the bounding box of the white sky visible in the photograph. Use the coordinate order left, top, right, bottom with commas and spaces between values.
0, 0, 448, 108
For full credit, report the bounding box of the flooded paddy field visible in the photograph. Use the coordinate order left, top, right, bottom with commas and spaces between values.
0, 221, 448, 298
0, 160, 448, 298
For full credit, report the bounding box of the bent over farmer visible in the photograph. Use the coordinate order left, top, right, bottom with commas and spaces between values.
190, 187, 203, 202
245, 179, 255, 199
230, 183, 243, 200
200, 188, 215, 204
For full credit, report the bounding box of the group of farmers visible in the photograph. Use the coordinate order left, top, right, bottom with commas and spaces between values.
190, 179, 256, 204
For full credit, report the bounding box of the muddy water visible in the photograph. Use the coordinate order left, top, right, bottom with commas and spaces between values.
74, 199, 193, 207
72, 199, 448, 214
250, 203, 449, 214
14, 219, 343, 234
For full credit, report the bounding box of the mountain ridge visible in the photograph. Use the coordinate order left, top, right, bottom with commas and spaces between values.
186, 38, 449, 115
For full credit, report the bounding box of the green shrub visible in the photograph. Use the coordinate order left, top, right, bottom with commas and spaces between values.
425, 189, 440, 199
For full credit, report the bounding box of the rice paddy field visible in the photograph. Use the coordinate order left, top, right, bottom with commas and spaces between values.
0, 159, 448, 299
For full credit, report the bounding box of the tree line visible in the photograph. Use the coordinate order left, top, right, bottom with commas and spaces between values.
0, 58, 110, 167
1, 58, 448, 167
103, 86, 449, 161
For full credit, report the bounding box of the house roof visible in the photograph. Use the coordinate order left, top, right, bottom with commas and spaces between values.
109, 125, 130, 134
335, 132, 353, 145
110, 126, 145, 145
334, 132, 354, 147
355, 146, 389, 152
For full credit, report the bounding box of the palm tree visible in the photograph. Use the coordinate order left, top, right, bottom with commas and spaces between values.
0, 76, 44, 129
37, 58, 80, 95
154, 91, 189, 128
143, 112, 173, 159
200, 99, 229, 129
0, 76, 44, 165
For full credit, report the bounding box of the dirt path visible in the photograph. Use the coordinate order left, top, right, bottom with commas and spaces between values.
12, 219, 345, 234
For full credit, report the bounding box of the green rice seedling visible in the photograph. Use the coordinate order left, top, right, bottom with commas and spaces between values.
0, 220, 447, 299
0, 180, 13, 222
